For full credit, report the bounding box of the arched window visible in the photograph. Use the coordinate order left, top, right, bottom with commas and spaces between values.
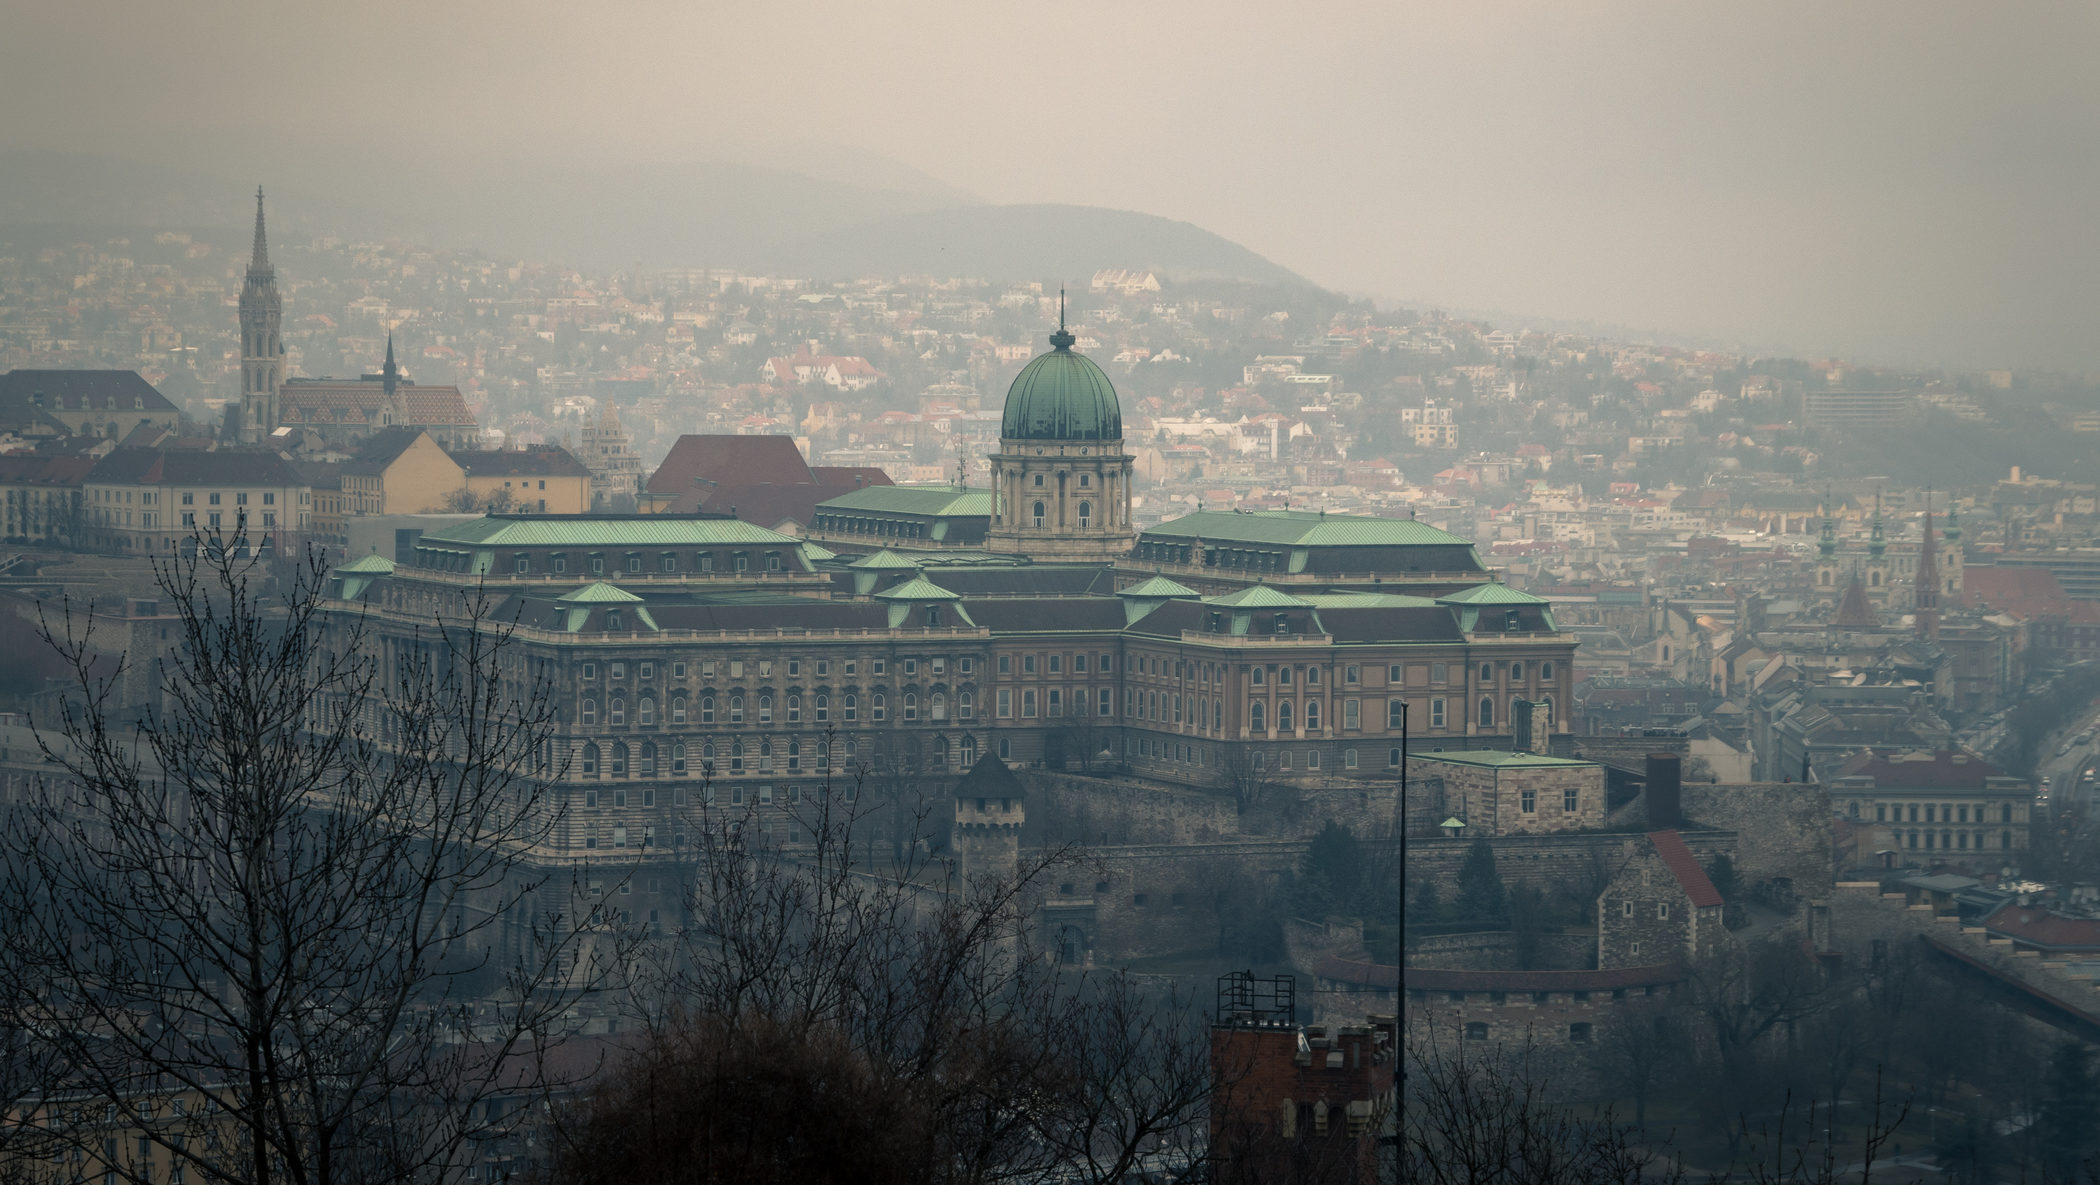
581, 698, 598, 726
788, 740, 801, 770
1252, 667, 1266, 686
960, 735, 977, 766
730, 695, 745, 725
1078, 500, 1092, 529
759, 693, 773, 724
1277, 701, 1293, 732
1032, 500, 1046, 528
638, 695, 655, 726
815, 693, 830, 722
1478, 697, 1496, 728
1033, 473, 1045, 487
903, 692, 919, 721
730, 740, 745, 773
1510, 662, 1524, 682
701, 694, 716, 724
702, 740, 717, 771
958, 690, 973, 719
787, 694, 801, 723
1540, 661, 1554, 682
609, 697, 626, 726
1305, 700, 1321, 730
671, 694, 687, 725
1250, 701, 1266, 731
844, 693, 858, 722
1479, 662, 1494, 681
611, 742, 628, 777
640, 742, 657, 776
759, 739, 773, 772
1542, 696, 1555, 725
672, 742, 687, 774
873, 692, 888, 721
931, 692, 947, 720
582, 742, 599, 776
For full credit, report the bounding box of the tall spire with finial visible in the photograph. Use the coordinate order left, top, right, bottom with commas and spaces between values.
1915, 488, 1940, 640
250, 186, 272, 273
1050, 287, 1074, 351
382, 331, 399, 397
1868, 488, 1886, 557
1818, 485, 1837, 559
237, 186, 284, 442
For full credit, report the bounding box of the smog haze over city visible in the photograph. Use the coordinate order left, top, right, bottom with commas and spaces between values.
9, 4, 2100, 1183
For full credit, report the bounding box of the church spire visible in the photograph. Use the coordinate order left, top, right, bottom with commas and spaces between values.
250, 186, 272, 273
382, 332, 399, 397
1868, 489, 1887, 557
1915, 489, 1940, 640
1817, 486, 1837, 559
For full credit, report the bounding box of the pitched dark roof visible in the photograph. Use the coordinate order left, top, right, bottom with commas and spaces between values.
958, 598, 1130, 633
0, 370, 179, 419
451, 447, 592, 478
0, 454, 94, 487
954, 752, 1026, 800
1984, 903, 2100, 952
344, 428, 437, 476
85, 447, 301, 487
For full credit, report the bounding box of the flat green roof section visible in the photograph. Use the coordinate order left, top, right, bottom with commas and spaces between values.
1437, 582, 1550, 605
1415, 750, 1596, 769
418, 514, 802, 548
817, 485, 992, 517
1142, 508, 1473, 548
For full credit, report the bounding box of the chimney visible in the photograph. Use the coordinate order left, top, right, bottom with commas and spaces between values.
1645, 752, 1682, 829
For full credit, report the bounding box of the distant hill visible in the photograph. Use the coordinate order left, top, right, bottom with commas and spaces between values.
751, 203, 1312, 287
0, 149, 980, 270
0, 150, 1310, 288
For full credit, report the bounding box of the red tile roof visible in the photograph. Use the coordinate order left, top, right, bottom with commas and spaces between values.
1984, 903, 2100, 952
1838, 748, 2005, 788
1649, 829, 1723, 907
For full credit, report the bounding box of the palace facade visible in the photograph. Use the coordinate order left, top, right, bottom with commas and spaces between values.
323, 325, 1578, 864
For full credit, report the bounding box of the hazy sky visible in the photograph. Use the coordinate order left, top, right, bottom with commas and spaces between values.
6, 1, 2098, 371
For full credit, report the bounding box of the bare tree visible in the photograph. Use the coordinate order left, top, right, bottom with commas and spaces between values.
0, 531, 631, 1185
561, 765, 1222, 1185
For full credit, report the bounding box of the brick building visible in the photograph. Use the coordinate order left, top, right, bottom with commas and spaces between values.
1827, 747, 2029, 864
1209, 974, 1395, 1185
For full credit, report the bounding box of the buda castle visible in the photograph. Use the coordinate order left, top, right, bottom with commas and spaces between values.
325, 310, 1576, 860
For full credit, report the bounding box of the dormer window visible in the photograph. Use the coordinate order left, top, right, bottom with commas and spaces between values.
605, 610, 624, 631
1273, 613, 1289, 635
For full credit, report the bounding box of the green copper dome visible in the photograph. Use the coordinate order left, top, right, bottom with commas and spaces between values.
1000, 328, 1123, 442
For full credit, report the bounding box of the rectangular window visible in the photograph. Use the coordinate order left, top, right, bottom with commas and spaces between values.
1099, 687, 1113, 716
1048, 654, 1062, 674
1564, 788, 1579, 813
1431, 662, 1447, 683
1521, 788, 1536, 813
1430, 698, 1446, 728
998, 655, 1012, 674
1022, 689, 1037, 718
1344, 699, 1360, 729
1387, 699, 1404, 729
1023, 654, 1037, 674
1345, 664, 1359, 684
997, 689, 1012, 718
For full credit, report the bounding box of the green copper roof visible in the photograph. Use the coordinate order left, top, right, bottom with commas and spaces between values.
1417, 750, 1594, 769
417, 514, 800, 548
1436, 582, 1548, 605
336, 554, 396, 573
1142, 509, 1474, 549
800, 541, 838, 562
871, 574, 962, 601
557, 581, 644, 604
1000, 333, 1122, 442
1204, 583, 1314, 609
1118, 574, 1198, 599
1441, 817, 1468, 829
849, 548, 922, 570
817, 485, 992, 517
1301, 592, 1441, 608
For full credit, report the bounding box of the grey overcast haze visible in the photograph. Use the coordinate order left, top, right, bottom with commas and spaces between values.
4, 0, 2099, 369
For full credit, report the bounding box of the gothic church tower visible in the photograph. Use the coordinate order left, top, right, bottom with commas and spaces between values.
238, 187, 285, 443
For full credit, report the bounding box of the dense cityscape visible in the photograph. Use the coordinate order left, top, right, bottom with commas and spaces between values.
8, 6, 2100, 1184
